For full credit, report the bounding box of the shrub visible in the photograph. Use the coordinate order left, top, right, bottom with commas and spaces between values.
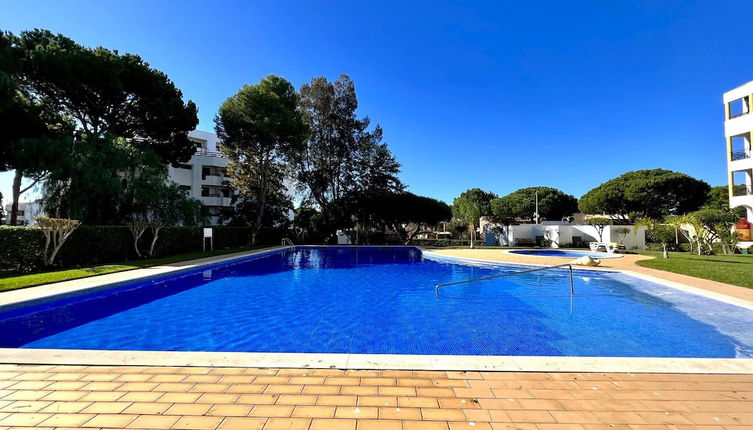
412, 239, 472, 247
0, 226, 46, 274
0, 224, 290, 277
57, 225, 133, 267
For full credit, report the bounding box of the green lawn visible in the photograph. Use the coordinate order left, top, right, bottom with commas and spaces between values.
637, 251, 753, 289
0, 246, 270, 292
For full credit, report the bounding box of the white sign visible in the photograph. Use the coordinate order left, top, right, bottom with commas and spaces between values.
203, 228, 213, 238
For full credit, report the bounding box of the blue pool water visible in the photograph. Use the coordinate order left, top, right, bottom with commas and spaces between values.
509, 249, 623, 259
1, 246, 752, 357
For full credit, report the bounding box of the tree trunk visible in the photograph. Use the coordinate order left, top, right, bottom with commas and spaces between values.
148, 226, 161, 257
10, 170, 22, 225
662, 244, 669, 259
469, 224, 475, 249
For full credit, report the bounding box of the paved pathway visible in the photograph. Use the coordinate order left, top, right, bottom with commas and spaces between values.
427, 249, 753, 303
0, 364, 751, 429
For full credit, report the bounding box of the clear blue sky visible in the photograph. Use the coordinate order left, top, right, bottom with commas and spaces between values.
2, 0, 752, 204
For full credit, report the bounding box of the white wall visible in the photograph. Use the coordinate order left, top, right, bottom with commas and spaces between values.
484, 223, 647, 250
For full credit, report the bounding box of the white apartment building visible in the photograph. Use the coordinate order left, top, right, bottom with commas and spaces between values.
724, 81, 753, 220
4, 131, 236, 226
3, 200, 44, 226
169, 130, 235, 225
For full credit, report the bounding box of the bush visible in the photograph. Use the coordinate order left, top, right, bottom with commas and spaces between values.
57, 226, 132, 267
645, 242, 685, 252
0, 224, 290, 276
412, 239, 472, 247
0, 226, 46, 274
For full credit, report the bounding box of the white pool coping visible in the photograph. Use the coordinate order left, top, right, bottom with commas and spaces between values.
1, 246, 752, 374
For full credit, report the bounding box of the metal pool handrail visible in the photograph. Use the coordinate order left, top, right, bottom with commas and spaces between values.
281, 238, 295, 250
434, 263, 575, 297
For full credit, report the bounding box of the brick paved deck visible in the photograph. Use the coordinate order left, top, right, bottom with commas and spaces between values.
0, 364, 750, 429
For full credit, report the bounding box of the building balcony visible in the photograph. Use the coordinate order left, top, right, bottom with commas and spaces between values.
195, 149, 224, 158
199, 196, 233, 207
724, 113, 753, 137
731, 193, 753, 212
732, 149, 751, 161
732, 184, 753, 197
201, 174, 228, 186
730, 154, 753, 173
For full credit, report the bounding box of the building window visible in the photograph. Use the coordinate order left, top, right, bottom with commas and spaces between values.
729, 96, 750, 118
177, 164, 192, 170
191, 139, 207, 153
731, 133, 751, 161
732, 171, 752, 196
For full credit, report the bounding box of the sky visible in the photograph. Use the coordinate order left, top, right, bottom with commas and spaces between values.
2, 0, 752, 204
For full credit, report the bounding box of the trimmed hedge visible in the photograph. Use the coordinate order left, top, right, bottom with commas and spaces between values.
411, 239, 472, 247
0, 226, 46, 274
0, 225, 287, 275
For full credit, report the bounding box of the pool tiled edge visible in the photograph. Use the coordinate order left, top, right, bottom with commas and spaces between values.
0, 348, 752, 374
0, 246, 289, 311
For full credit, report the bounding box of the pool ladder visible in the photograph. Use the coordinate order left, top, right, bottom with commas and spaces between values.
434, 263, 575, 297
281, 238, 295, 251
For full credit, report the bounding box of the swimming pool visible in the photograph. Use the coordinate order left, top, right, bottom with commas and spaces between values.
509, 249, 623, 259
1, 246, 751, 358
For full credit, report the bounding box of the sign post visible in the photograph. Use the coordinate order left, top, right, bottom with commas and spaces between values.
203, 228, 213, 252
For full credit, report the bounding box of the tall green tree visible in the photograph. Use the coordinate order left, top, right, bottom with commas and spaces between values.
689, 208, 739, 255
0, 31, 71, 225
579, 169, 710, 220
215, 75, 308, 244
10, 29, 198, 224
452, 188, 497, 248
363, 192, 451, 244
490, 186, 577, 223
295, 74, 403, 238
704, 185, 746, 218
634, 218, 676, 259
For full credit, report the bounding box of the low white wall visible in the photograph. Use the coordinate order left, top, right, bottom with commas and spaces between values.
484, 223, 647, 250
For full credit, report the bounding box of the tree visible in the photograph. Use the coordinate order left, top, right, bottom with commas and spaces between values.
665, 214, 700, 255
215, 75, 308, 244
292, 206, 321, 243
615, 226, 631, 243
705, 185, 746, 218
364, 192, 451, 244
220, 190, 293, 231
690, 208, 739, 255
452, 188, 497, 248
0, 31, 72, 225
586, 216, 611, 242
491, 186, 577, 223
36, 216, 80, 266
0, 191, 4, 222
634, 219, 675, 259
579, 169, 710, 220
144, 183, 203, 257
10, 29, 198, 224
294, 74, 403, 239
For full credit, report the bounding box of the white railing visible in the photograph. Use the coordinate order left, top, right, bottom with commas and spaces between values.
435, 263, 575, 297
